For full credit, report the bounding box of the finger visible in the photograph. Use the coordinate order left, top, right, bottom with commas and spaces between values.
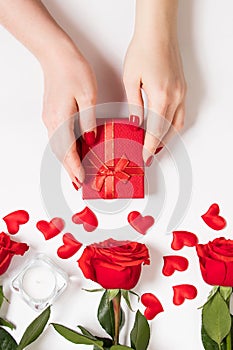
64, 135, 85, 185
62, 160, 81, 191
165, 102, 180, 124
143, 91, 170, 165
151, 101, 178, 156
78, 96, 97, 147
124, 78, 144, 127
156, 103, 185, 151
47, 113, 85, 186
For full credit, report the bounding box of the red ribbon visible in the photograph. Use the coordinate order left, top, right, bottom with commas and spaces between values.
92, 154, 131, 193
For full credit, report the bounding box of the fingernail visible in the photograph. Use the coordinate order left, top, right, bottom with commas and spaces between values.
146, 156, 154, 167
72, 182, 79, 191
84, 131, 95, 146
129, 115, 140, 127
155, 147, 163, 155
75, 177, 83, 186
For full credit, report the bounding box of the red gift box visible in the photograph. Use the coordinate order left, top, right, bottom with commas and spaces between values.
81, 119, 144, 199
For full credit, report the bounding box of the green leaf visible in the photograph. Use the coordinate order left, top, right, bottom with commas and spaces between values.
208, 286, 220, 300
97, 291, 125, 339
119, 308, 125, 330
0, 318, 15, 330
201, 325, 220, 350
0, 286, 4, 310
199, 286, 220, 310
130, 310, 150, 350
0, 286, 9, 310
221, 342, 227, 350
107, 290, 120, 301
77, 325, 97, 340
202, 291, 231, 346
0, 327, 18, 350
219, 287, 232, 302
78, 326, 113, 348
52, 323, 104, 349
17, 306, 50, 350
95, 337, 113, 349
82, 288, 105, 293
121, 290, 133, 311
98, 291, 115, 339
110, 346, 133, 349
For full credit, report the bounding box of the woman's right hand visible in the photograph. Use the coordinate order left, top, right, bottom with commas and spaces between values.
42, 41, 97, 190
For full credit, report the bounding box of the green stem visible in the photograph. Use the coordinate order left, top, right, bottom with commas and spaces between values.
226, 331, 231, 350
112, 291, 121, 345
226, 290, 232, 350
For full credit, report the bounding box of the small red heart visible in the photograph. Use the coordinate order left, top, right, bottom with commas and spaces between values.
57, 233, 82, 259
173, 284, 197, 306
128, 211, 155, 235
201, 203, 226, 230
171, 231, 198, 250
72, 207, 98, 232
141, 293, 164, 320
36, 217, 65, 240
3, 210, 29, 234
162, 255, 189, 276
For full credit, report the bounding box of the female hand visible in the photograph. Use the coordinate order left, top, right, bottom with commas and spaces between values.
42, 42, 97, 190
123, 0, 186, 166
0, 0, 97, 189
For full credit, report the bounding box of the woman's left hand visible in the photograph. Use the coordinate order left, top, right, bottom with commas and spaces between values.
123, 0, 186, 166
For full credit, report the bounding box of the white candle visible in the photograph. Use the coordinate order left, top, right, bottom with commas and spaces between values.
22, 266, 56, 300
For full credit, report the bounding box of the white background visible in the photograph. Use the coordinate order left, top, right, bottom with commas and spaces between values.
0, 1, 233, 349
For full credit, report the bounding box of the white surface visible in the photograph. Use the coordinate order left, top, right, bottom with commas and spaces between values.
0, 1, 233, 349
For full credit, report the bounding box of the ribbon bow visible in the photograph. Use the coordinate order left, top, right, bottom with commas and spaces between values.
88, 151, 131, 193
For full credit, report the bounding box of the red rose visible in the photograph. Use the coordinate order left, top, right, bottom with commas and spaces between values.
0, 232, 29, 275
196, 237, 233, 286
78, 238, 150, 290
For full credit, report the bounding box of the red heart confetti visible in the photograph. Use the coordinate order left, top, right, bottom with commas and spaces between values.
141, 293, 164, 320
172, 284, 197, 306
57, 233, 82, 259
127, 211, 155, 235
162, 255, 189, 276
36, 217, 65, 240
171, 231, 198, 250
3, 210, 29, 234
201, 203, 226, 230
72, 207, 98, 232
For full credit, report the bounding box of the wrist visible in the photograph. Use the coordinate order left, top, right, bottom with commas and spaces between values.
37, 32, 81, 72
134, 0, 178, 43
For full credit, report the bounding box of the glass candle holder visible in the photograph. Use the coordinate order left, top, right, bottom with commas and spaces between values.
12, 254, 68, 311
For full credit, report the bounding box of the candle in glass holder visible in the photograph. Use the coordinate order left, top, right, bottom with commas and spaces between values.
12, 254, 68, 311
22, 266, 56, 300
